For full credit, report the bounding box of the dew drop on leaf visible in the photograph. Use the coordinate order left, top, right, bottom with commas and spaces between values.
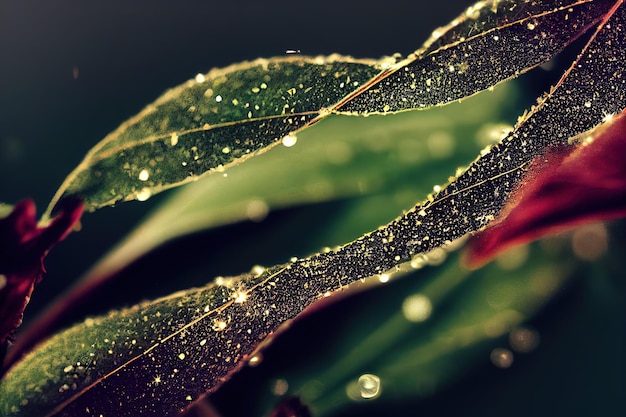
248, 353, 263, 367
358, 374, 381, 399
138, 169, 150, 181
135, 187, 152, 202
282, 133, 298, 147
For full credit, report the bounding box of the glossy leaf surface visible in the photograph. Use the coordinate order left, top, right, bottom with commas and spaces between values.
10, 84, 518, 367
466, 109, 626, 267
2, 0, 625, 416
44, 56, 381, 216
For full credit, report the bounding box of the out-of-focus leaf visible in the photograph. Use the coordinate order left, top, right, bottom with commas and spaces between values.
466, 109, 626, 267
78, 84, 518, 274
255, 239, 576, 417
43, 56, 382, 217
7, 83, 519, 372
0, 200, 82, 350
6, 1, 626, 416
0, 242, 408, 416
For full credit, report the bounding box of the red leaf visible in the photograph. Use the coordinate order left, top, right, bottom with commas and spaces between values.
465, 108, 626, 268
0, 199, 83, 348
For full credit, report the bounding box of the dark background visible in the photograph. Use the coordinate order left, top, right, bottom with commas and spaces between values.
1, 1, 624, 417
0, 0, 478, 313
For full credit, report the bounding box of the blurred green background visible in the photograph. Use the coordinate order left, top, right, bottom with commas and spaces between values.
1, 1, 624, 416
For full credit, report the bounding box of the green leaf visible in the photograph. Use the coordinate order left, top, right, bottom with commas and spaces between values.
8, 84, 519, 370
43, 0, 620, 220
6, 1, 625, 416
43, 56, 382, 217
71, 83, 520, 290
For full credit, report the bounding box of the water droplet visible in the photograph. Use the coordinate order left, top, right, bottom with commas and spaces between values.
215, 95, 223, 103
465, 4, 481, 19
490, 348, 514, 368
186, 395, 193, 401
178, 353, 186, 360
195, 73, 205, 83
251, 265, 265, 277
212, 316, 230, 331
222, 146, 231, 154
358, 374, 381, 399
136, 187, 152, 202
584, 101, 592, 108
410, 254, 427, 269
602, 112, 615, 123
475, 123, 514, 146
282, 133, 297, 147
402, 294, 433, 322
509, 326, 540, 353
232, 291, 248, 303
379, 273, 390, 283
251, 86, 260, 93
426, 247, 447, 266
273, 378, 289, 396
248, 353, 263, 367
170, 133, 179, 146
383, 104, 390, 112
63, 365, 74, 373
527, 22, 536, 30
138, 169, 150, 182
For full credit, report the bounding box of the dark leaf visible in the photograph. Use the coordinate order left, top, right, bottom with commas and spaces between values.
3, 1, 626, 416
43, 57, 382, 216
7, 83, 517, 372
0, 200, 82, 350
465, 108, 626, 267
337, 0, 616, 113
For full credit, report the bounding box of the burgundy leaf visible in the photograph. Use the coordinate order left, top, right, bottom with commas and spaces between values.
465, 109, 626, 268
0, 199, 83, 351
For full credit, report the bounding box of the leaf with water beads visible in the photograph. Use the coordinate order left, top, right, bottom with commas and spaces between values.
466, 108, 626, 267
337, 0, 617, 114
6, 0, 626, 415
6, 83, 519, 370
43, 56, 382, 217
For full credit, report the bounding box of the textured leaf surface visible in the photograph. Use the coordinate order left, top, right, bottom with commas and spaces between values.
257, 239, 578, 417
44, 56, 381, 216
466, 109, 626, 267
3, 1, 626, 416
44, 0, 620, 219
337, 0, 615, 114
11, 83, 518, 366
